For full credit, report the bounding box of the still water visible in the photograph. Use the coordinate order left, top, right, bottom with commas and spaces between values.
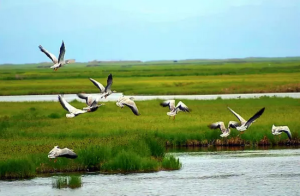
1, 148, 300, 196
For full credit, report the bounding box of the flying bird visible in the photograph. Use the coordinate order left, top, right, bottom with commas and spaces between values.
208, 121, 240, 137
90, 74, 115, 99
272, 125, 292, 140
38, 41, 74, 71
160, 100, 189, 119
116, 96, 140, 116
48, 146, 78, 161
76, 93, 104, 111
58, 95, 98, 118
227, 107, 265, 132
160, 100, 176, 111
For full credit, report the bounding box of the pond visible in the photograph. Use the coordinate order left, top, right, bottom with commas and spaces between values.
1, 148, 300, 196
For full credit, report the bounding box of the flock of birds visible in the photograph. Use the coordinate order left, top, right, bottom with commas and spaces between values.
39, 41, 293, 161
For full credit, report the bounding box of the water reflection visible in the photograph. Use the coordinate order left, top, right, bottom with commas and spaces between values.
52, 175, 82, 189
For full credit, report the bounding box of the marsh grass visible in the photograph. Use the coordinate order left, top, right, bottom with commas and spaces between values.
101, 150, 159, 172
162, 155, 182, 170
52, 175, 82, 189
0, 97, 300, 179
0, 158, 35, 179
76, 145, 112, 170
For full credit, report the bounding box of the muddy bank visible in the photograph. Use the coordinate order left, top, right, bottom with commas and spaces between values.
165, 137, 300, 147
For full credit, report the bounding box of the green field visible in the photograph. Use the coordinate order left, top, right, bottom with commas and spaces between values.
0, 97, 299, 179
0, 58, 300, 95
0, 58, 299, 179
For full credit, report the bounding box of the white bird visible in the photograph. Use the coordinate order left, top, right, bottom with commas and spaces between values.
58, 95, 97, 118
38, 41, 74, 71
208, 121, 240, 137
90, 74, 115, 99
272, 125, 292, 140
227, 107, 265, 132
77, 74, 115, 105
116, 96, 140, 116
76, 93, 104, 111
48, 146, 78, 160
160, 100, 189, 119
160, 100, 176, 111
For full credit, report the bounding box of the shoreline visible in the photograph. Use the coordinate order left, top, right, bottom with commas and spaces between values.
1, 144, 299, 181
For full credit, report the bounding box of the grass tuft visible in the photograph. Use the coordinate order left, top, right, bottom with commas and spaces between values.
102, 150, 158, 172
48, 113, 61, 119
76, 145, 111, 170
162, 155, 182, 170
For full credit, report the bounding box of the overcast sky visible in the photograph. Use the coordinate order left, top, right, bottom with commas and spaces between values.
0, 0, 299, 64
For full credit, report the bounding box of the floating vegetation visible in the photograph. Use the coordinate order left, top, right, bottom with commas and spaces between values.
52, 175, 82, 189
162, 155, 182, 170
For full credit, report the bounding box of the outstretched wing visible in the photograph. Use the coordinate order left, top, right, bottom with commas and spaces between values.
228, 121, 240, 129
278, 127, 292, 140
105, 74, 113, 92
227, 107, 247, 124
77, 93, 95, 106
244, 107, 265, 128
122, 97, 140, 116
77, 93, 88, 101
58, 95, 80, 113
58, 41, 65, 63
176, 101, 189, 112
38, 45, 58, 63
160, 100, 175, 111
209, 121, 226, 133
58, 148, 78, 159
89, 78, 105, 93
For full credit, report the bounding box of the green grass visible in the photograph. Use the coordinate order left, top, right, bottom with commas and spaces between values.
162, 155, 182, 170
0, 97, 299, 179
0, 60, 299, 95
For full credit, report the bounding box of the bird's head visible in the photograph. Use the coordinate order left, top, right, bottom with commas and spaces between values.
48, 146, 60, 159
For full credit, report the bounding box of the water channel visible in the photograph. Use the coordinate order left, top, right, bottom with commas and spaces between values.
0, 92, 299, 102
1, 147, 299, 196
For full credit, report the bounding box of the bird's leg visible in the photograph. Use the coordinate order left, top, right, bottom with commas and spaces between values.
54, 159, 57, 163
173, 116, 175, 120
